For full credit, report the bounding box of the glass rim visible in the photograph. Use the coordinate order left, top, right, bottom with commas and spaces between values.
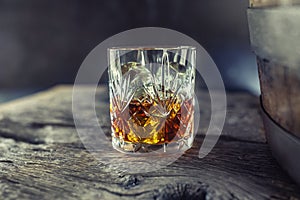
108, 45, 196, 51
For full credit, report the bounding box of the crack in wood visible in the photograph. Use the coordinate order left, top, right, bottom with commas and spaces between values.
1, 177, 20, 185
0, 160, 13, 164
120, 175, 143, 189
94, 187, 153, 197
153, 183, 208, 200
29, 122, 76, 129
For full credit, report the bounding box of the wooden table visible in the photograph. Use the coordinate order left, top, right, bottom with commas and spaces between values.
0, 85, 299, 200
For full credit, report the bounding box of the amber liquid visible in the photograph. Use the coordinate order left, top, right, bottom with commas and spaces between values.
110, 94, 194, 145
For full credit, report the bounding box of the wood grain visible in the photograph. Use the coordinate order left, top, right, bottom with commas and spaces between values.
0, 85, 299, 200
257, 57, 300, 138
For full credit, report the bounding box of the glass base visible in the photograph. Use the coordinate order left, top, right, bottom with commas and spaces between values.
112, 136, 193, 154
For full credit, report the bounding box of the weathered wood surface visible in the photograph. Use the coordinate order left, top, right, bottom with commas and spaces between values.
257, 57, 300, 138
0, 85, 299, 200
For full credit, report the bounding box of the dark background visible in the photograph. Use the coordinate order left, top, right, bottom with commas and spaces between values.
0, 0, 260, 99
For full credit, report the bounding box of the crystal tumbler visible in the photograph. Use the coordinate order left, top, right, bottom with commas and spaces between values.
108, 46, 196, 153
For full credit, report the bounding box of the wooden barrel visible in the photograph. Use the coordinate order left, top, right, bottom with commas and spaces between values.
248, 1, 300, 138
248, 0, 300, 186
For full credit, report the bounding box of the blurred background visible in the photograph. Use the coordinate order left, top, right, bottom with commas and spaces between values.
0, 0, 260, 103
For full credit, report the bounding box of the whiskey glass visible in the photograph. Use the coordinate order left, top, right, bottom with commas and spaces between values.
108, 46, 196, 153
